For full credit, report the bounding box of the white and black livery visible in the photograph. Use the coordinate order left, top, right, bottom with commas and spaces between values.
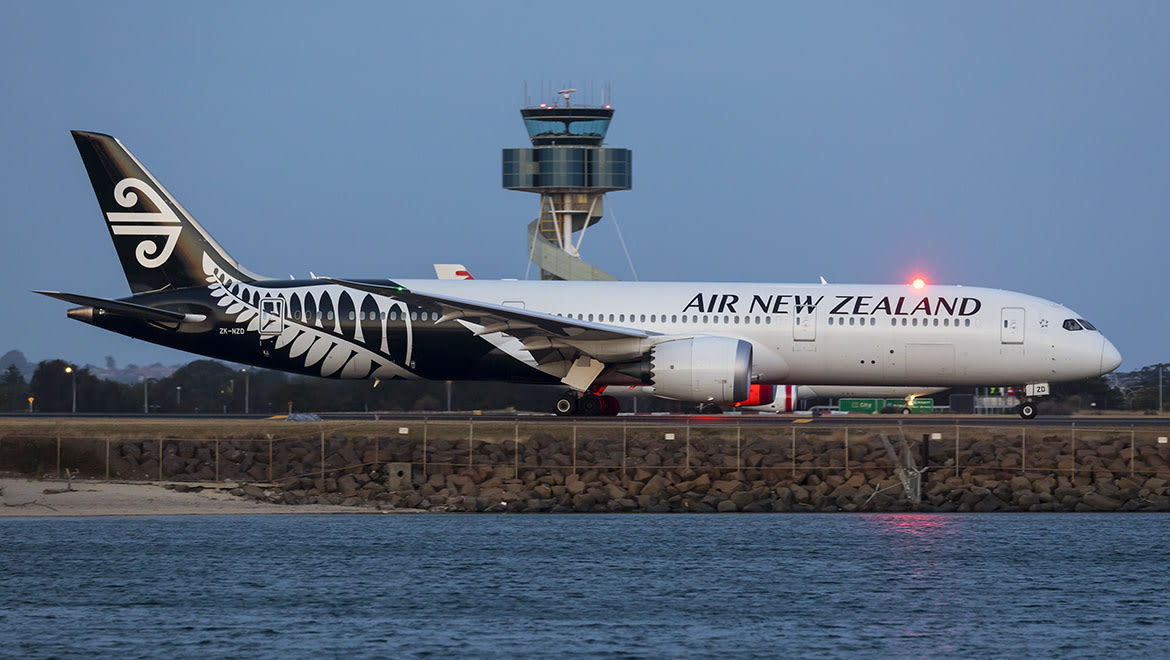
38, 131, 1122, 418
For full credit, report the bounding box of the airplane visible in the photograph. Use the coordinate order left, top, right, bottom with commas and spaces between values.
433, 265, 944, 413
37, 131, 1122, 419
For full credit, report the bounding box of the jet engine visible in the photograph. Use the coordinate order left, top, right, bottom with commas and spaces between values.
645, 337, 752, 404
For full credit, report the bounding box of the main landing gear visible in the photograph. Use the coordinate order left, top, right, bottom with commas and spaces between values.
554, 389, 620, 417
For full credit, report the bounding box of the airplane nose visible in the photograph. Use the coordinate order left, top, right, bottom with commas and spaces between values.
1100, 338, 1122, 374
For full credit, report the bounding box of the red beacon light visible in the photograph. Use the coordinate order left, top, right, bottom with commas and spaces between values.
910, 277, 926, 290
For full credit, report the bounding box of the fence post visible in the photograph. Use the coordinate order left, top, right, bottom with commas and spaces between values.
268, 436, 273, 482
158, 438, 163, 483
513, 421, 519, 478
572, 424, 577, 475
955, 424, 960, 478
1131, 427, 1136, 478
214, 438, 220, 482
844, 427, 850, 478
1071, 424, 1077, 478
468, 421, 473, 469
1021, 427, 1026, 473
621, 422, 628, 477
736, 422, 742, 473
422, 421, 428, 479
685, 422, 691, 470
56, 434, 61, 479
105, 438, 110, 481
791, 426, 796, 479
320, 429, 326, 484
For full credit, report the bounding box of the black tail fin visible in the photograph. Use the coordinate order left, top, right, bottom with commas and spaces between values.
71, 131, 262, 293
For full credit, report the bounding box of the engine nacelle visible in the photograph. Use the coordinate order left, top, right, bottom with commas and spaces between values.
649, 337, 752, 404
733, 384, 776, 407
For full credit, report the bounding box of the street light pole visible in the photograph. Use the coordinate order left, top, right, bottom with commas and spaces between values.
241, 368, 250, 414
176, 386, 182, 410
65, 366, 76, 413
143, 378, 151, 414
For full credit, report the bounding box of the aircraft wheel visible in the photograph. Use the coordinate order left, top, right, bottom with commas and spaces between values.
600, 395, 620, 416
698, 403, 723, 415
577, 394, 602, 416
554, 394, 577, 416
1018, 402, 1038, 419
901, 408, 912, 415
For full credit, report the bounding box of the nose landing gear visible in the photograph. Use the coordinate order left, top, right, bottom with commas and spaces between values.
1018, 401, 1038, 419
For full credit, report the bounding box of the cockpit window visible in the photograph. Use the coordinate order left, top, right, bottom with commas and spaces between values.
1077, 319, 1097, 331
1063, 319, 1083, 331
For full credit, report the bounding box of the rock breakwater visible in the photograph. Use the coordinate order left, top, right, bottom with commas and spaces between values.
3, 424, 1168, 512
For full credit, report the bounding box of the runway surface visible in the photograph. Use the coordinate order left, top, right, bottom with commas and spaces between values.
3, 411, 1168, 428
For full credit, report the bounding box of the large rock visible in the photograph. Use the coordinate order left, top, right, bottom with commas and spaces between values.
1082, 492, 1123, 510
641, 474, 667, 497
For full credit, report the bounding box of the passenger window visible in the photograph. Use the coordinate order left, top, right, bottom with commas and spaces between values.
755, 316, 761, 324
713, 316, 718, 324
588, 314, 594, 321
703, 315, 709, 323
870, 318, 875, 326
327, 311, 334, 321
964, 319, 970, 327
619, 314, 625, 322
1063, 319, 1082, 331
671, 315, 677, 323
410, 312, 417, 321
692, 315, 698, 323
849, 317, 855, 326
609, 314, 615, 322
641, 314, 646, 322
933, 318, 939, 327
902, 318, 907, 326
912, 318, 918, 327
349, 312, 356, 321
734, 316, 740, 324
1078, 319, 1096, 330
681, 315, 688, 324
765, 317, 771, 325
828, 317, 834, 326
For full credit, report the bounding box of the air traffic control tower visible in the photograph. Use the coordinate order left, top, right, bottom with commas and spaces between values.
503, 90, 631, 280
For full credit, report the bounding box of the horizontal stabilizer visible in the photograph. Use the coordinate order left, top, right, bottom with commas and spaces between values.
34, 290, 199, 324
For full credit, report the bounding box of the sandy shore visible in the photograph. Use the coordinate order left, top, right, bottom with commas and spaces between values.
0, 478, 367, 517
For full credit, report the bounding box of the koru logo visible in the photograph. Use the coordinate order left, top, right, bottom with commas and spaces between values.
105, 177, 181, 268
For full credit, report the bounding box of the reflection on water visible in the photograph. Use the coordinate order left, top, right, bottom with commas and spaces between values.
1, 514, 1168, 659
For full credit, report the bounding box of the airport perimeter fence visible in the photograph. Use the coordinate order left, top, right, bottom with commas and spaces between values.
1, 420, 1169, 489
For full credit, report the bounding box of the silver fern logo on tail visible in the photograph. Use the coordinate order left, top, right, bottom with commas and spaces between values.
105, 177, 181, 268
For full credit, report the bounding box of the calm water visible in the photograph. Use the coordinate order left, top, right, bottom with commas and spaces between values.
1, 514, 1168, 659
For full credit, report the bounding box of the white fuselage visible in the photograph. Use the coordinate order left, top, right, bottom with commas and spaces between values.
393, 279, 1120, 387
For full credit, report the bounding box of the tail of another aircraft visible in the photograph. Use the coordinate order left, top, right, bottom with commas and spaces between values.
71, 131, 262, 294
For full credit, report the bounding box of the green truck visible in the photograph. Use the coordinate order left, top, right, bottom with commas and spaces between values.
839, 397, 934, 414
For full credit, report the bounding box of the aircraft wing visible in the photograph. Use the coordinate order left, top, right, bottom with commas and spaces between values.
34, 290, 205, 324
322, 278, 655, 389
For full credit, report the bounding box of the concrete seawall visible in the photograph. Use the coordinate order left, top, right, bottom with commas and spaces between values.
2, 420, 1168, 512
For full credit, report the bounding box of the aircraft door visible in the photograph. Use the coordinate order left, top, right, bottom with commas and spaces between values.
260, 297, 285, 340
793, 310, 816, 341
1001, 307, 1024, 344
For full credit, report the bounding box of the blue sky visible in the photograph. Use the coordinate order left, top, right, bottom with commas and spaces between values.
1, 1, 1166, 370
